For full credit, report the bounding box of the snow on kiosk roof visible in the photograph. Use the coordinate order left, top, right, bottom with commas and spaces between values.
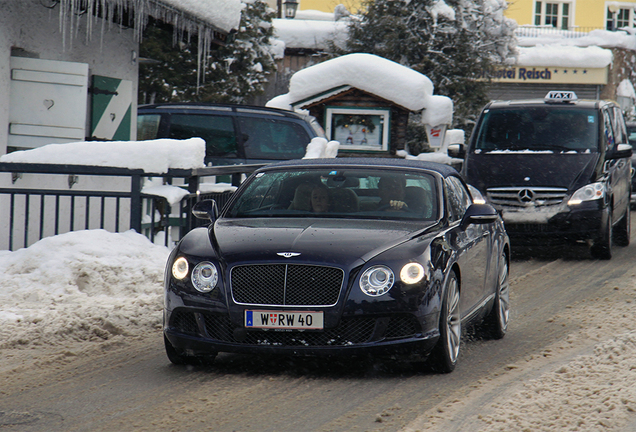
267, 53, 452, 123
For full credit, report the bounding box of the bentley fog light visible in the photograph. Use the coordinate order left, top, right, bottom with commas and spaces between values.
192, 262, 218, 293
172, 257, 189, 280
400, 262, 425, 284
568, 182, 604, 205
360, 265, 395, 296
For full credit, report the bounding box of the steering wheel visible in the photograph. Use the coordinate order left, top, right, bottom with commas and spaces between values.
376, 202, 409, 212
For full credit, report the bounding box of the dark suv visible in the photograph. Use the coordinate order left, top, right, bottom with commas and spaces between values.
137, 103, 325, 166
451, 91, 632, 259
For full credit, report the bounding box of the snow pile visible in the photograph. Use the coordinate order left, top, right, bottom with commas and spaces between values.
617, 79, 636, 100
0, 138, 205, 174
427, 0, 456, 23
0, 230, 169, 350
303, 137, 339, 159
0, 138, 206, 174
142, 178, 190, 206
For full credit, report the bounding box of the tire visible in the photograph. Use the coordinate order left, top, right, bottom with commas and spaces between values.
590, 210, 612, 260
164, 335, 217, 366
613, 204, 631, 247
428, 271, 461, 373
481, 251, 510, 340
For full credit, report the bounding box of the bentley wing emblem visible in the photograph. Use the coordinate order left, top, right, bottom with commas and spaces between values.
277, 252, 301, 258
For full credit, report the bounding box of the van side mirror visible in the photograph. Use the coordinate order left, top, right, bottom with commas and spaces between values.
460, 203, 499, 230
607, 143, 632, 160
447, 143, 466, 159
192, 199, 219, 222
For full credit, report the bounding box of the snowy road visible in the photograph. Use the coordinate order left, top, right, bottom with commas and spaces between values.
1, 225, 636, 431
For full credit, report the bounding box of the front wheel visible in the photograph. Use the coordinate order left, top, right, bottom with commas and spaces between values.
428, 271, 461, 373
590, 210, 612, 260
613, 204, 630, 247
481, 251, 510, 340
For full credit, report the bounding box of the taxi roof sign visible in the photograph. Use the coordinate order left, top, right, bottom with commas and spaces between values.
544, 91, 578, 103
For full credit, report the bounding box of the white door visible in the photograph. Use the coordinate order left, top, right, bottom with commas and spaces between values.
9, 57, 88, 150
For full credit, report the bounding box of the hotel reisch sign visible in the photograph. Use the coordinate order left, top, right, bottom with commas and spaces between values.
483, 66, 608, 85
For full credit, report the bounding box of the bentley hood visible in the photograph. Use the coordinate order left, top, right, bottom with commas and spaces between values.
211, 218, 433, 268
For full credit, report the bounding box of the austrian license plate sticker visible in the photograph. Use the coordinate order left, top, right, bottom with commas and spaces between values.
245, 310, 324, 329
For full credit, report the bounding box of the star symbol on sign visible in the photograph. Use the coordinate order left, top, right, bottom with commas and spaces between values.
563, 70, 568, 74
573, 69, 578, 74
554, 69, 559, 73
583, 70, 588, 74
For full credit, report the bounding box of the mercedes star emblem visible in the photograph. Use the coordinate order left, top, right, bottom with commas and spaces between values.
518, 189, 534, 203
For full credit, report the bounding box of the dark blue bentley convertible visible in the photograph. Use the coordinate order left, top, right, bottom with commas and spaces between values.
163, 158, 510, 372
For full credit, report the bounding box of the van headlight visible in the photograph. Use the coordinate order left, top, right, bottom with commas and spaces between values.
360, 265, 395, 296
568, 182, 605, 205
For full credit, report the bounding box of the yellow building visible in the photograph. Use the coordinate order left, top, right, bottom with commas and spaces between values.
507, 0, 636, 31
291, 0, 636, 31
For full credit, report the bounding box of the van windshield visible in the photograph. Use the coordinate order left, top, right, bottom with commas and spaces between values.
474, 107, 599, 153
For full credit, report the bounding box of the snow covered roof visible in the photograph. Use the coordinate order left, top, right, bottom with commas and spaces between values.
266, 53, 437, 112
57, 0, 242, 46
516, 45, 613, 68
514, 28, 636, 68
273, 18, 348, 50
517, 28, 636, 51
158, 0, 242, 34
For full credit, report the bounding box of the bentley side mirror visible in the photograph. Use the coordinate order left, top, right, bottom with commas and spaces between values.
460, 203, 498, 230
192, 199, 219, 222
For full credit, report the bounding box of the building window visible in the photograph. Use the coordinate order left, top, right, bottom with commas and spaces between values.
606, 6, 634, 30
534, 1, 571, 29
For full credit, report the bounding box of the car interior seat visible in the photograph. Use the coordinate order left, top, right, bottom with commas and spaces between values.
405, 186, 431, 217
289, 182, 314, 211
329, 188, 359, 213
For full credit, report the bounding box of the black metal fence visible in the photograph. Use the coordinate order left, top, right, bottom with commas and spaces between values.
0, 162, 264, 251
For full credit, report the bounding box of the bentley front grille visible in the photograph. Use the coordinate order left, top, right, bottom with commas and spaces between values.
231, 264, 344, 307
487, 187, 568, 208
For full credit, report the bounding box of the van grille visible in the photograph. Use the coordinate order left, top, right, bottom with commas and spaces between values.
231, 264, 344, 307
487, 187, 568, 208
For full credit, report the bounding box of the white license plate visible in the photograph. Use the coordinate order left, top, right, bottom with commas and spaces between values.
245, 310, 324, 329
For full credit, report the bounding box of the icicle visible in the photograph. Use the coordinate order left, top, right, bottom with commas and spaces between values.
54, 0, 226, 80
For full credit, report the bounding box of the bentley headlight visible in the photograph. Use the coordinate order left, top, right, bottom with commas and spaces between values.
400, 262, 425, 284
568, 182, 604, 205
192, 262, 219, 293
172, 257, 189, 280
360, 265, 394, 296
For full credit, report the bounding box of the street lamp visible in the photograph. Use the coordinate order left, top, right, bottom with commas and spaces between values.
276, 0, 298, 19
608, 2, 620, 30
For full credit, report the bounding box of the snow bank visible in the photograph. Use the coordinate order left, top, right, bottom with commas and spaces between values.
0, 230, 169, 349
0, 138, 206, 174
